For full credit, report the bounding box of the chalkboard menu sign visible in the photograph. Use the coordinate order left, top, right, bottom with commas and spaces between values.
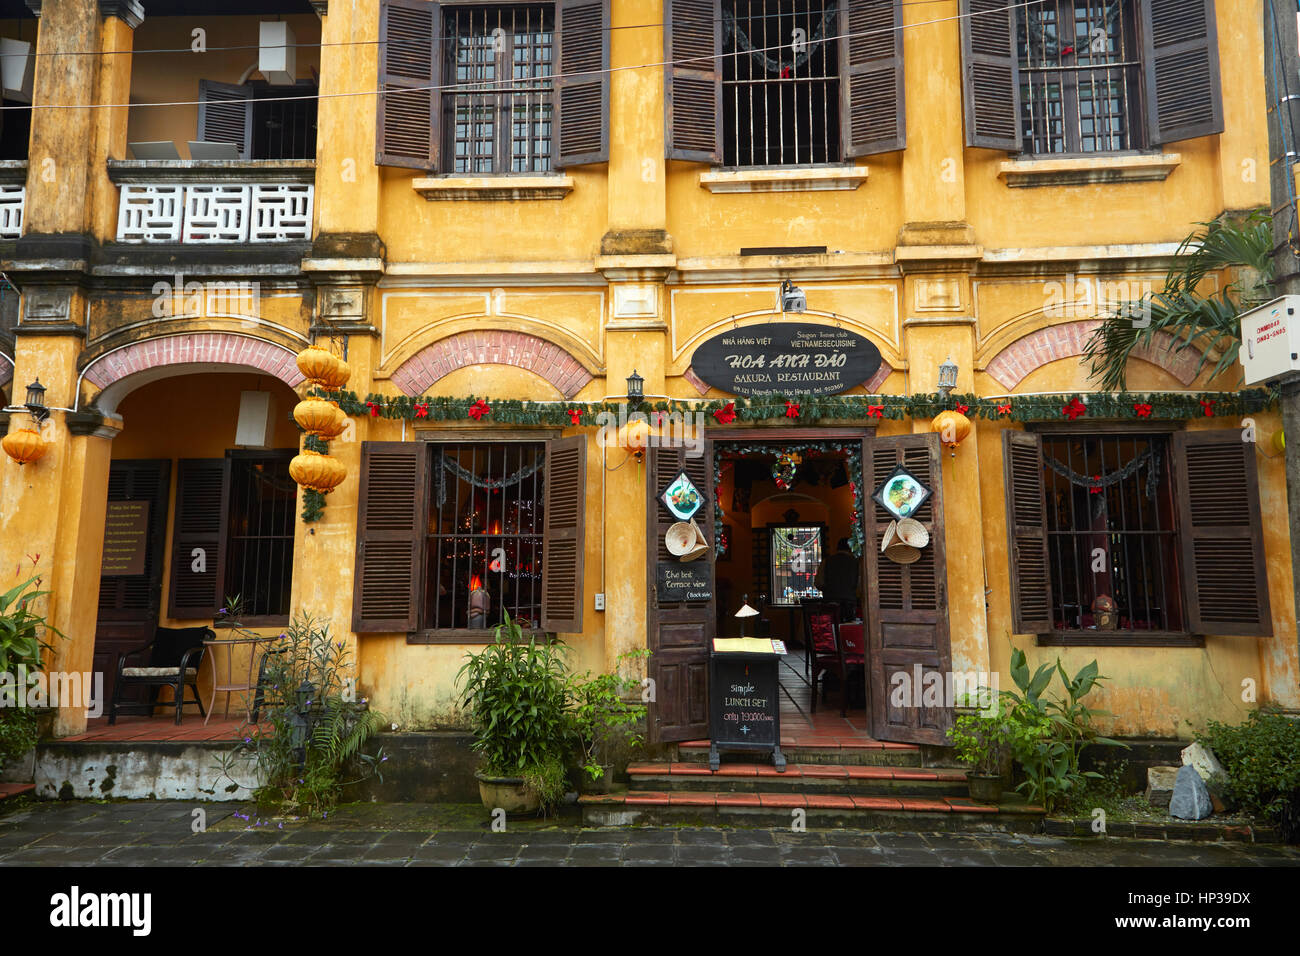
656, 563, 712, 603
101, 500, 150, 576
689, 322, 883, 397
708, 649, 786, 771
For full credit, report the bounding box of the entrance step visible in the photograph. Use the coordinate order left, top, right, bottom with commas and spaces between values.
675, 738, 924, 768
0, 783, 35, 801
579, 791, 1045, 832
627, 762, 967, 797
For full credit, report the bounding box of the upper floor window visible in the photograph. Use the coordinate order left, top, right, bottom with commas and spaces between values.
197, 80, 318, 161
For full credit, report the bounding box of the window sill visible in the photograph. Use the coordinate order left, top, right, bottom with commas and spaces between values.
699, 165, 869, 194
411, 175, 574, 202
107, 159, 316, 185
997, 153, 1181, 188
1036, 630, 1203, 648
408, 628, 551, 645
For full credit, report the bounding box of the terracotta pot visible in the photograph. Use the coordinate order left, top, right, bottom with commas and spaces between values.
475, 771, 541, 814
968, 773, 1003, 804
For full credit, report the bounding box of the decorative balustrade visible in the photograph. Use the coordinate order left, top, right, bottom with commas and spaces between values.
0, 184, 24, 240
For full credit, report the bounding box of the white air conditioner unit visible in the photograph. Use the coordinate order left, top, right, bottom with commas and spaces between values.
0, 38, 34, 104
1239, 295, 1300, 386
259, 21, 297, 86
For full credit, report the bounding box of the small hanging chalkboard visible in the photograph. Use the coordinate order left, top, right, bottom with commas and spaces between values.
708, 643, 786, 772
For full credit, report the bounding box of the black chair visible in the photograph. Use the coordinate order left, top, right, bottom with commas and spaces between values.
108, 626, 212, 725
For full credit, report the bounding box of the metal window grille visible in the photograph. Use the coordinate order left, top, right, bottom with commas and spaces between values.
723, 0, 840, 167
424, 442, 546, 632
225, 453, 296, 620
443, 4, 555, 174
770, 525, 824, 605
251, 87, 318, 160
1042, 434, 1182, 634
1017, 0, 1143, 154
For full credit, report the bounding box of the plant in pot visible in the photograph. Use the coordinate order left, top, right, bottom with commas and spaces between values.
0, 574, 64, 771
567, 648, 649, 794
456, 611, 571, 816
948, 691, 1016, 803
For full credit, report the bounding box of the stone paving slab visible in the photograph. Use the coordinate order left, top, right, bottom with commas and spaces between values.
0, 800, 1294, 867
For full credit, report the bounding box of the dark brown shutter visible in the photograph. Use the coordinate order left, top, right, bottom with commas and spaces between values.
197, 80, 253, 159
959, 0, 1021, 150
99, 459, 171, 621
541, 435, 586, 632
1141, 0, 1223, 144
1171, 430, 1271, 636
840, 0, 905, 156
377, 0, 440, 170
554, 0, 609, 167
646, 443, 714, 743
168, 458, 230, 619
353, 441, 427, 633
1003, 430, 1054, 634
863, 433, 952, 745
665, 0, 721, 162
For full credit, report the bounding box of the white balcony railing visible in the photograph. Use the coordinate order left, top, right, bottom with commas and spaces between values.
0, 184, 24, 240
117, 182, 313, 243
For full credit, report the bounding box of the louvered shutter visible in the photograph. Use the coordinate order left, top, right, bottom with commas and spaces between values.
959, 0, 1021, 150
99, 459, 171, 620
665, 0, 721, 163
377, 0, 440, 170
555, 0, 609, 167
840, 0, 905, 156
1171, 431, 1271, 636
540, 435, 586, 631
197, 80, 253, 159
1002, 431, 1053, 634
1141, 0, 1223, 144
864, 433, 952, 745
353, 441, 427, 633
168, 459, 230, 619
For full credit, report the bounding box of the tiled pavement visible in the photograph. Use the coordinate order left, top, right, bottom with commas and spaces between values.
0, 801, 1296, 866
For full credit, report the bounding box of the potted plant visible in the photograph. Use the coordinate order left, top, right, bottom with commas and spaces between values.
567, 649, 649, 794
948, 691, 1016, 803
0, 575, 63, 772
456, 611, 570, 815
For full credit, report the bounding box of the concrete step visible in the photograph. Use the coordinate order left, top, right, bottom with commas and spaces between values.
0, 782, 35, 801
628, 761, 968, 797
675, 739, 925, 768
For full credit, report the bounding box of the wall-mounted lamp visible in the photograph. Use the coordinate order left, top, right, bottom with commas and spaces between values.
24, 378, 48, 423
626, 369, 644, 408
779, 279, 806, 314
936, 357, 959, 396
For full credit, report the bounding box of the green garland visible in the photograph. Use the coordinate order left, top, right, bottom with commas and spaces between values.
296, 433, 335, 523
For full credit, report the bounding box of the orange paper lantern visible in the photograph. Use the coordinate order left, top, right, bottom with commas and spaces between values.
931, 410, 972, 455
619, 419, 653, 459
293, 399, 346, 439
318, 352, 352, 390
2, 428, 47, 466
289, 450, 347, 493
295, 345, 336, 385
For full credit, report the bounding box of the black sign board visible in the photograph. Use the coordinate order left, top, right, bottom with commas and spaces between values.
689, 322, 883, 397
656, 562, 712, 603
101, 500, 150, 576
708, 651, 786, 771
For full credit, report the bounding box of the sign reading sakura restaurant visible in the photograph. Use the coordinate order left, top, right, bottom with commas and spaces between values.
690, 322, 883, 397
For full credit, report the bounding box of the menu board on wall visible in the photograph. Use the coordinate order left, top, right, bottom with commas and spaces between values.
689, 322, 883, 397
101, 501, 150, 576
655, 563, 712, 603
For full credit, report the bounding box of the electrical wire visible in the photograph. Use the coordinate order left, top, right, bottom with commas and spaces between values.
0, 0, 1043, 111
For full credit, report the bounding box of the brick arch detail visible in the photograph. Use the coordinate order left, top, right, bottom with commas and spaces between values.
984, 320, 1201, 390
391, 331, 594, 399
0, 353, 11, 389
82, 332, 306, 391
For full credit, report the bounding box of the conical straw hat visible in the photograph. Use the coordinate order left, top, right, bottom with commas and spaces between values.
884, 542, 920, 565
880, 520, 899, 553
681, 519, 710, 561
666, 522, 695, 556
897, 518, 929, 549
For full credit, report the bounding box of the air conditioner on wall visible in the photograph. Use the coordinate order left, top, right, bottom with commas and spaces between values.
0, 38, 34, 103
259, 21, 296, 86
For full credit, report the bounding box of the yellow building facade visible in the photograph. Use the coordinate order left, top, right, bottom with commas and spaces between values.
0, 0, 1294, 750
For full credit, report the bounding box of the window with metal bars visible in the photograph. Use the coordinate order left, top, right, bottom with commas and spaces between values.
442, 4, 555, 173
1042, 434, 1183, 635
224, 451, 296, 620
770, 525, 824, 605
723, 0, 840, 167
250, 83, 318, 160
423, 442, 546, 632
1017, 0, 1144, 155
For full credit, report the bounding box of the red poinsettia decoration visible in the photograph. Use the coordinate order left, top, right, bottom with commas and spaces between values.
468, 399, 492, 421
867, 405, 884, 419
785, 401, 800, 419
414, 402, 429, 419
713, 402, 737, 424
1199, 399, 1216, 418
1062, 398, 1087, 421
1133, 403, 1153, 418
996, 403, 1012, 416
567, 408, 582, 425
366, 401, 380, 418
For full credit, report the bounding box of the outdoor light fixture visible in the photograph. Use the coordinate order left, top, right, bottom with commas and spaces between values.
779, 279, 807, 314
936, 357, 959, 396
626, 369, 644, 407
735, 594, 760, 637
24, 378, 48, 423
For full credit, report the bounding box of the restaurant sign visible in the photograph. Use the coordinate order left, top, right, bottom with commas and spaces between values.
689, 322, 883, 397
101, 500, 150, 576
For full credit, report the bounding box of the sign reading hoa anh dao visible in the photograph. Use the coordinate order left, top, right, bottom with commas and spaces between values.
689, 322, 883, 397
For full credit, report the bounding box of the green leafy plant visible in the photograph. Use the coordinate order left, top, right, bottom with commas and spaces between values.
948, 692, 1016, 777
568, 648, 649, 783
1197, 710, 1300, 842
0, 574, 63, 676
0, 707, 38, 768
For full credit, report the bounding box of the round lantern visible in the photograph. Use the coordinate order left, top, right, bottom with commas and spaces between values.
931, 410, 972, 456
2, 428, 47, 466
318, 351, 352, 390
1274, 429, 1286, 456
293, 398, 347, 439
620, 418, 652, 460
289, 450, 347, 493
295, 345, 336, 385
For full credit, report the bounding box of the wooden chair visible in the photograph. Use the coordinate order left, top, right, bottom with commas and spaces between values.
108, 626, 212, 725
802, 602, 848, 716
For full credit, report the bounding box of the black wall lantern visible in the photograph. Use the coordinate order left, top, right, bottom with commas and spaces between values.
779, 279, 807, 314
24, 379, 48, 423
626, 369, 644, 408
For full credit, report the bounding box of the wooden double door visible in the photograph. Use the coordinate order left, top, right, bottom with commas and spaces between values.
645, 430, 952, 746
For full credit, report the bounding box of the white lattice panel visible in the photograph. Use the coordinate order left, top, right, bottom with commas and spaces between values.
250, 184, 313, 241
184, 185, 250, 243
0, 185, 24, 239
117, 185, 184, 243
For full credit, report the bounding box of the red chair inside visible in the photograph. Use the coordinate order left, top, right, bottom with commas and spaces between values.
838, 623, 866, 665
808, 611, 838, 656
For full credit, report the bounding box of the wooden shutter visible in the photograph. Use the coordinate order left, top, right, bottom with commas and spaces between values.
168, 458, 230, 619
377, 0, 440, 170
555, 0, 609, 167
1003, 431, 1054, 634
959, 0, 1021, 150
665, 0, 721, 162
646, 443, 714, 743
353, 441, 427, 633
99, 459, 171, 621
1141, 0, 1223, 144
1171, 431, 1271, 636
840, 0, 905, 156
541, 435, 586, 632
863, 434, 952, 745
197, 80, 253, 159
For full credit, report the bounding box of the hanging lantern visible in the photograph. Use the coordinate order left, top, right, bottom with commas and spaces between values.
2, 428, 47, 465
293, 398, 346, 438
619, 418, 653, 461
295, 345, 336, 385
289, 450, 347, 492
931, 410, 972, 457
318, 350, 351, 390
